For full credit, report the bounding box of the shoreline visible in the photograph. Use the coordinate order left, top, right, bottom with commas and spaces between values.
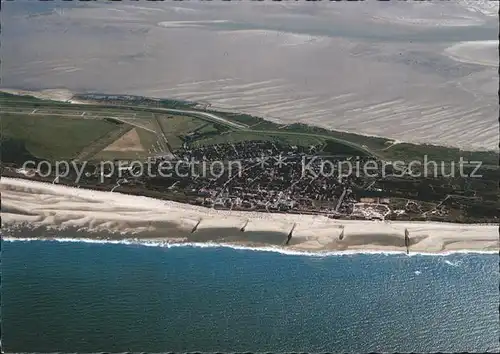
0, 87, 404, 143
1, 88, 498, 153
3, 236, 498, 257
2, 177, 498, 254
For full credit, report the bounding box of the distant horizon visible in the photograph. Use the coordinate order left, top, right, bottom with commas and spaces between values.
2, 1, 498, 150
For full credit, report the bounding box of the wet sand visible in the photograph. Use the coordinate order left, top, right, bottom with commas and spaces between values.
2, 1, 498, 150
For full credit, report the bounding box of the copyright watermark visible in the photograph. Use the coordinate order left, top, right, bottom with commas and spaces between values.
300, 155, 483, 180
18, 159, 243, 183
17, 154, 483, 184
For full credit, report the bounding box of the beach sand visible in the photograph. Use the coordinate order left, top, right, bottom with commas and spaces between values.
1, 178, 498, 254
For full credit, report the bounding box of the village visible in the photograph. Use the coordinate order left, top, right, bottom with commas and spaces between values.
149, 141, 395, 219
5, 139, 441, 222
5, 134, 496, 224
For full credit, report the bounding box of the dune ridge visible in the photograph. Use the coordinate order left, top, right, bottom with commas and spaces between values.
1, 178, 498, 254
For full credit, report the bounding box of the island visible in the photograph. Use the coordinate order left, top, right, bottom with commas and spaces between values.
1, 89, 498, 253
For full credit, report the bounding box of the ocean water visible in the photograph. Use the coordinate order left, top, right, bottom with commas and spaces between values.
1, 237, 499, 353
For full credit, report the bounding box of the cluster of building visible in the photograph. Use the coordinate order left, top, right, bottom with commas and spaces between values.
148, 141, 388, 217
3, 139, 403, 220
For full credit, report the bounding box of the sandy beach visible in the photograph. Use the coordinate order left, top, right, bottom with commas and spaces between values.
1, 177, 498, 254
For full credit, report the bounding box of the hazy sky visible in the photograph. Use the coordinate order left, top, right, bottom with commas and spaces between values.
2, 0, 498, 150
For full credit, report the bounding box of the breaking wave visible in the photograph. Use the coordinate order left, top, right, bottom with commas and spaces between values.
2, 234, 496, 257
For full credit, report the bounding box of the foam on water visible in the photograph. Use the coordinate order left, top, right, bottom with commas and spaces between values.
3, 229, 499, 353
444, 259, 463, 267
3, 236, 497, 258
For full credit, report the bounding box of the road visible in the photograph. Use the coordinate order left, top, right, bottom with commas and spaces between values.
0, 98, 388, 158
160, 108, 247, 130
1, 110, 158, 133
250, 129, 380, 159
66, 102, 249, 130
1, 104, 377, 159
0, 99, 248, 130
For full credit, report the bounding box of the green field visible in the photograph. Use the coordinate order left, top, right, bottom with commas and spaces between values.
190, 108, 498, 165
156, 114, 220, 150
1, 93, 219, 161
1, 113, 119, 161
191, 130, 324, 148
1, 91, 497, 166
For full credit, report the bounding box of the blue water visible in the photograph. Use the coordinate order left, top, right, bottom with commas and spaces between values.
2, 239, 499, 352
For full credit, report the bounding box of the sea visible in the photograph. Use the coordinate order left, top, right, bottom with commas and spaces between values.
2, 1, 499, 351
2, 231, 499, 353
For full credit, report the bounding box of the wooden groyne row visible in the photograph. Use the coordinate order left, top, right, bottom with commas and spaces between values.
190, 219, 412, 254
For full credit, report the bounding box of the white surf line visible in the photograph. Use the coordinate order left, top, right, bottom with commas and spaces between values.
3, 237, 497, 257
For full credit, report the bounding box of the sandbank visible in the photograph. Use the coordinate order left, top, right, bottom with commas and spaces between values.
444, 40, 499, 67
